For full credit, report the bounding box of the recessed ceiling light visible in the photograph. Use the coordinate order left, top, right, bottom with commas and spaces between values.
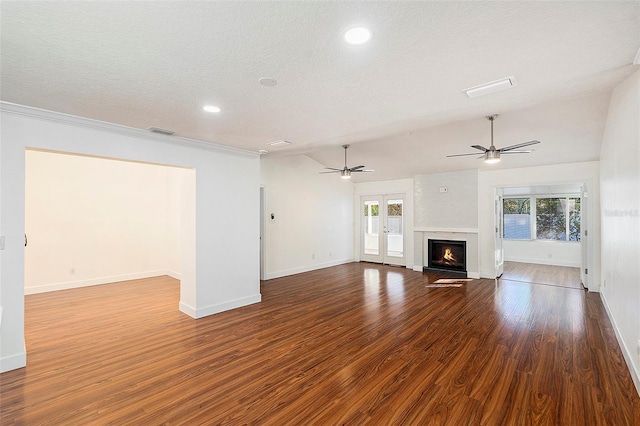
464, 77, 517, 98
203, 105, 221, 113
258, 149, 269, 154
344, 27, 372, 45
259, 77, 277, 87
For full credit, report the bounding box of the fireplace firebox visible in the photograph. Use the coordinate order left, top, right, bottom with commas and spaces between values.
425, 239, 467, 277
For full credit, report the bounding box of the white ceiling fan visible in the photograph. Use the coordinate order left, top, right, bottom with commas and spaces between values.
447, 115, 540, 163
320, 144, 374, 179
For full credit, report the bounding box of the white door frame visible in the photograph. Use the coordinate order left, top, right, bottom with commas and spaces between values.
494, 189, 504, 278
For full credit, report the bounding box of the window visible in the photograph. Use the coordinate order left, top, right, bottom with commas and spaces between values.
503, 196, 580, 242
536, 198, 566, 240
503, 198, 531, 239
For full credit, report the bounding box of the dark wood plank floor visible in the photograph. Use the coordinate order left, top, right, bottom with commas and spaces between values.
502, 261, 583, 289
2, 263, 639, 425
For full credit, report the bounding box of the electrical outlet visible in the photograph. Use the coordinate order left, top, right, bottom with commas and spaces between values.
312, 254, 315, 260
329, 251, 332, 257
70, 268, 75, 275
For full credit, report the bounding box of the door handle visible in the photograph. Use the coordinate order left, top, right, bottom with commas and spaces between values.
25, 233, 28, 247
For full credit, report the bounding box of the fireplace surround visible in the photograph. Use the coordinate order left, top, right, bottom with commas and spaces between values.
425, 239, 467, 277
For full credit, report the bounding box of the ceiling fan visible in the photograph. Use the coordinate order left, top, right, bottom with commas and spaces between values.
320, 144, 374, 179
447, 115, 540, 163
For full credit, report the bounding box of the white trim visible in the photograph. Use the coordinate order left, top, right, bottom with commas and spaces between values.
0, 102, 259, 159
264, 258, 354, 280
503, 257, 581, 268
193, 294, 262, 319
24, 271, 180, 295
0, 350, 27, 373
179, 301, 197, 318
600, 292, 640, 398
414, 227, 479, 234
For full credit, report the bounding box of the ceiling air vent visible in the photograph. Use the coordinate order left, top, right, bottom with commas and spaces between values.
148, 127, 175, 136
268, 139, 293, 146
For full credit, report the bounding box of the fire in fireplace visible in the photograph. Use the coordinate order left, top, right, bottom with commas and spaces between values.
426, 239, 467, 276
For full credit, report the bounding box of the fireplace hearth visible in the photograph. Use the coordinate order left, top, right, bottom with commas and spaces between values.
424, 239, 467, 277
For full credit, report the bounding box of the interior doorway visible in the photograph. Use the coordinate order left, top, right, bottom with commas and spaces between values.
24, 149, 195, 301
360, 194, 405, 266
496, 182, 588, 289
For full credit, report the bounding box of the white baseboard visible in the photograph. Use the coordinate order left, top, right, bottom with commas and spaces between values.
600, 292, 640, 398
0, 350, 26, 373
24, 270, 180, 295
193, 294, 262, 319
166, 270, 181, 280
263, 258, 355, 280
504, 256, 581, 268
179, 301, 197, 318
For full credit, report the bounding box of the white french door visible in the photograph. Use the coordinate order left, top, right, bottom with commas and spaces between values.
360, 194, 405, 266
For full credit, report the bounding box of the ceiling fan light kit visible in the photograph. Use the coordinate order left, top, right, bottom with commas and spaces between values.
447, 114, 540, 164
320, 144, 374, 179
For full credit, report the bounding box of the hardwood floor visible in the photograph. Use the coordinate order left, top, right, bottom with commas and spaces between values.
2, 264, 639, 425
502, 261, 583, 290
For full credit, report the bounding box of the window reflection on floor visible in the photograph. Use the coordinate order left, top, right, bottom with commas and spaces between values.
386, 271, 405, 305
494, 279, 533, 327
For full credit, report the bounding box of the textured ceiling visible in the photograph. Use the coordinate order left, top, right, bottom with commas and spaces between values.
1, 1, 639, 181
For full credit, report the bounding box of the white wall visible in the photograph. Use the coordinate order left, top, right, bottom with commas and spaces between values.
599, 70, 640, 395
354, 178, 414, 268
414, 170, 478, 229
260, 155, 354, 279
0, 103, 261, 373
503, 240, 581, 267
478, 162, 600, 285
24, 150, 184, 294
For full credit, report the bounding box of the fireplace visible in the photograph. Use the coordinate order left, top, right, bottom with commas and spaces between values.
425, 239, 467, 277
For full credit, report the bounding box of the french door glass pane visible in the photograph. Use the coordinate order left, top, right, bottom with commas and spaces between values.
363, 201, 379, 255
386, 199, 403, 257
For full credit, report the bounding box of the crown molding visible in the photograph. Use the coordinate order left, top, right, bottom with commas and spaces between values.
0, 102, 259, 158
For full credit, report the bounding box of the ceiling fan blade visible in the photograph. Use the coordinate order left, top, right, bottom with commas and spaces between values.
501, 150, 533, 154
471, 145, 488, 152
319, 170, 341, 174
447, 152, 484, 157
499, 140, 540, 152
349, 165, 366, 171
352, 169, 374, 173
323, 167, 342, 171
